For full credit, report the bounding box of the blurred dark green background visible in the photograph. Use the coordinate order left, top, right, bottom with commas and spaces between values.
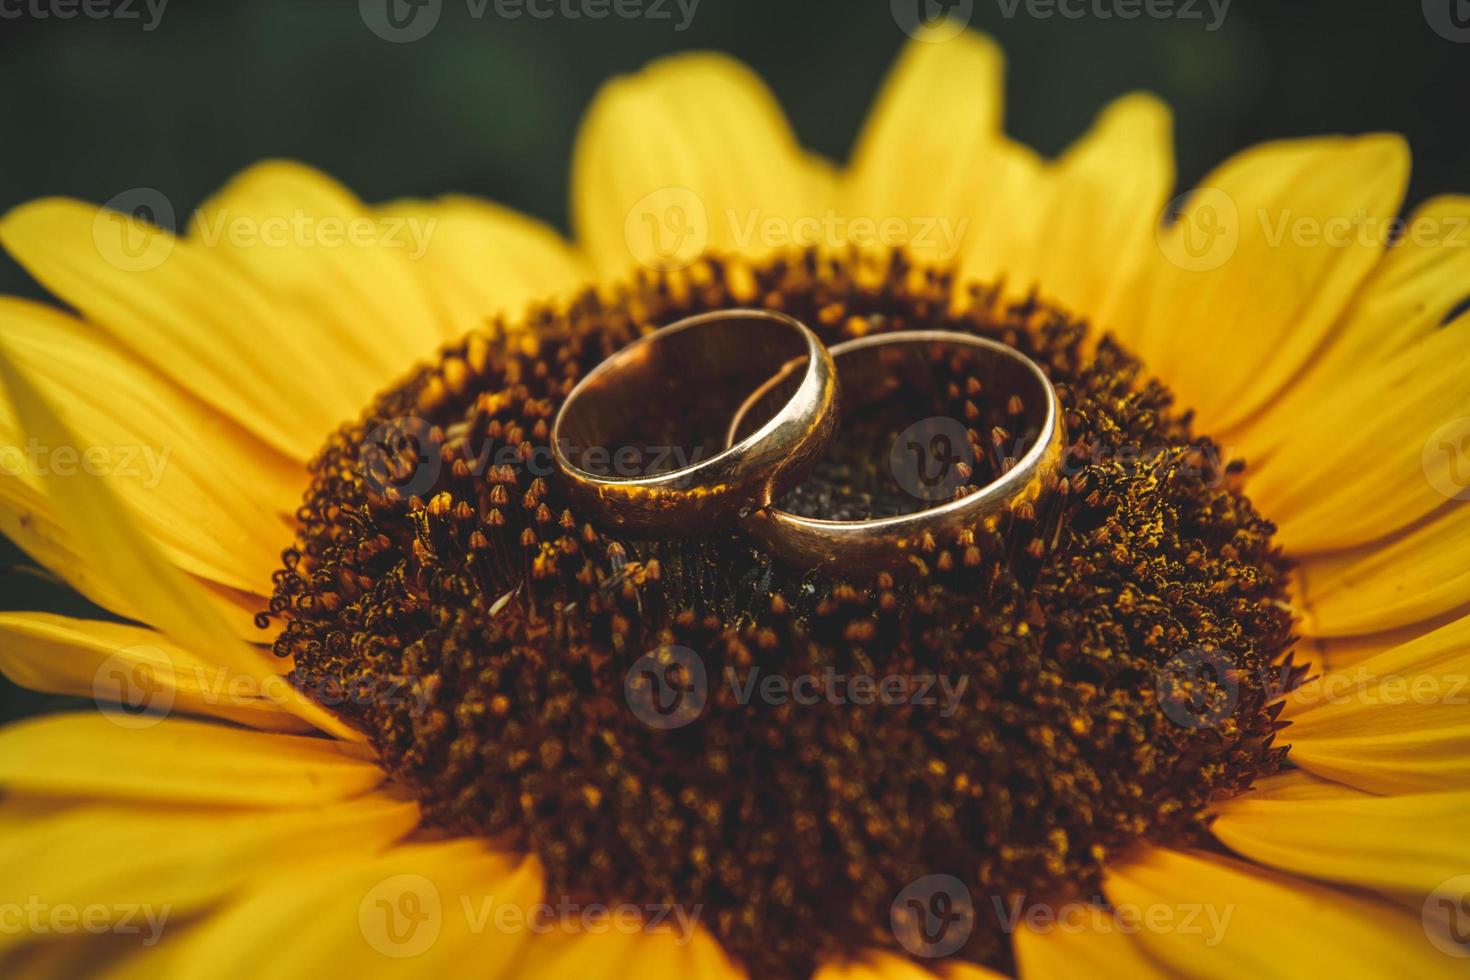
2, 0, 1467, 722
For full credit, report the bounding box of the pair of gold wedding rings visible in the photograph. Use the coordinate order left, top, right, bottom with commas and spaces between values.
550, 309, 1065, 572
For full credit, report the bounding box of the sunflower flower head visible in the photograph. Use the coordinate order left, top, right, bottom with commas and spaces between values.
1, 21, 1469, 980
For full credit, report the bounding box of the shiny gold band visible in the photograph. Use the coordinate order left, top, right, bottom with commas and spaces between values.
732, 330, 1066, 573
551, 309, 838, 538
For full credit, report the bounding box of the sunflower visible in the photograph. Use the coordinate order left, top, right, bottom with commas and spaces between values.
2, 23, 1469, 980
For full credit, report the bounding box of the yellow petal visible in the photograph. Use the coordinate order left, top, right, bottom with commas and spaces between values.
1244, 314, 1470, 552
0, 297, 299, 594
1295, 501, 1470, 637
1136, 134, 1409, 433
155, 840, 538, 980
0, 476, 135, 617
572, 52, 823, 281
503, 918, 644, 978
1104, 847, 1459, 977
0, 612, 308, 732
375, 195, 589, 331
812, 950, 1007, 979
1279, 611, 1470, 792
847, 30, 1043, 281
1211, 769, 1470, 897
2, 195, 355, 460
1242, 194, 1470, 446
0, 793, 419, 956
1028, 93, 1175, 337
0, 342, 358, 739
0, 713, 381, 806
1012, 903, 1173, 979
191, 160, 450, 390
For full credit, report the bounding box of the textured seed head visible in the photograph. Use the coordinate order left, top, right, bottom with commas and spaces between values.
268, 250, 1295, 978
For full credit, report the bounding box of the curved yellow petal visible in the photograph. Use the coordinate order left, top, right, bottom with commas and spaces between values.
0, 344, 358, 739
1242, 194, 1470, 448
814, 949, 944, 979
847, 30, 1043, 281
155, 840, 538, 980
0, 713, 381, 806
191, 159, 449, 385
0, 297, 299, 594
1281, 612, 1470, 792
1295, 502, 1470, 637
2, 195, 360, 461
1244, 314, 1470, 553
375, 195, 590, 332
1136, 134, 1409, 434
0, 477, 136, 618
0, 612, 309, 732
1104, 847, 1459, 978
1013, 903, 1173, 979
1028, 93, 1175, 338
502, 918, 643, 978
572, 52, 825, 281
0, 793, 419, 956
1211, 769, 1470, 897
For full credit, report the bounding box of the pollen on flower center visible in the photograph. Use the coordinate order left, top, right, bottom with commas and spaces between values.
265, 251, 1301, 978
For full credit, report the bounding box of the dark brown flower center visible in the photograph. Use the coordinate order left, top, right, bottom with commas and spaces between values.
266, 251, 1299, 977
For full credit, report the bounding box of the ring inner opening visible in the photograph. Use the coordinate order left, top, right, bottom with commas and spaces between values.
735, 337, 1049, 520
558, 314, 810, 480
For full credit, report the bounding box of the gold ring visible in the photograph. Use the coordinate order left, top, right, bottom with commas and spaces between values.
552, 309, 839, 537
729, 330, 1066, 572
